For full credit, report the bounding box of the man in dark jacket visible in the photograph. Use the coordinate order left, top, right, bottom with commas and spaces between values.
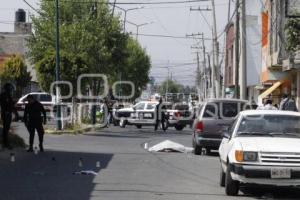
0, 83, 18, 149
24, 94, 46, 152
279, 94, 298, 112
154, 98, 166, 131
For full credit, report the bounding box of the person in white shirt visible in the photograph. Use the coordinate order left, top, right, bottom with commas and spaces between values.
256, 99, 278, 110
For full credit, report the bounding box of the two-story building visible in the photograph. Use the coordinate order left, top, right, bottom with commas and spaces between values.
259, 0, 300, 107
0, 9, 39, 94
224, 0, 262, 102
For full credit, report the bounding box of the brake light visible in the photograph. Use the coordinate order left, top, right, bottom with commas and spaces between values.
195, 121, 203, 133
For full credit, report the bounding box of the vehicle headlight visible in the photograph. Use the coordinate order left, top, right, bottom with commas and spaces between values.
235, 150, 258, 162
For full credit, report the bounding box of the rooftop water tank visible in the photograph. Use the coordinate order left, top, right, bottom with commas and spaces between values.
15, 9, 26, 23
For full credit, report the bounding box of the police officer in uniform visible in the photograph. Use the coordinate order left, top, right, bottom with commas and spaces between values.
0, 83, 18, 149
23, 95, 46, 152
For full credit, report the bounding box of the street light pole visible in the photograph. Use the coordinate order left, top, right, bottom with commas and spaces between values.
126, 21, 154, 40
114, 6, 143, 32
55, 0, 61, 130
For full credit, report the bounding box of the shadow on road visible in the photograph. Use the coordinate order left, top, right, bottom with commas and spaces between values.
0, 150, 113, 200
84, 133, 149, 139
240, 185, 300, 199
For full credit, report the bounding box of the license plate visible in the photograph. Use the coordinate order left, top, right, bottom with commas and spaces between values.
271, 168, 291, 179
144, 113, 152, 118
139, 113, 143, 119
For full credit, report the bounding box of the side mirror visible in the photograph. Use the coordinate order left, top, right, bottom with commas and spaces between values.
222, 131, 230, 139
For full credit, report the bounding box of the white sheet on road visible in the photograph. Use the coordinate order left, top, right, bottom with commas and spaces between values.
148, 140, 193, 153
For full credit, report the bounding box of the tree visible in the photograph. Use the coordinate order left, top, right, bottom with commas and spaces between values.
35, 50, 89, 97
285, 18, 300, 52
27, 0, 150, 98
119, 38, 151, 99
159, 79, 181, 94
0, 54, 31, 97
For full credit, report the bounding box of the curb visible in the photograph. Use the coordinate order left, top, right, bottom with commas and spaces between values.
45, 126, 93, 135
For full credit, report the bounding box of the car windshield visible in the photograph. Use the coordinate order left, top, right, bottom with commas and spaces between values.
146, 103, 157, 110
237, 114, 300, 137
134, 103, 145, 110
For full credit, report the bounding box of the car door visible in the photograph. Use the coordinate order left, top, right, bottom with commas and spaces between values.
133, 102, 146, 120
219, 115, 240, 164
144, 102, 157, 122
201, 102, 220, 138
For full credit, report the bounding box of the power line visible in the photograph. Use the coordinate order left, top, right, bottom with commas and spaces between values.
129, 32, 211, 39
23, 0, 40, 13
46, 0, 209, 5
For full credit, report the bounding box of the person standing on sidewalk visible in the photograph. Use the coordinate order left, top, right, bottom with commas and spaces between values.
0, 83, 18, 149
23, 95, 46, 152
279, 94, 298, 111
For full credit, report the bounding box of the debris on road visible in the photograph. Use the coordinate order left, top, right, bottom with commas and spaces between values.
73, 170, 98, 176
148, 140, 193, 153
144, 142, 148, 149
33, 171, 45, 176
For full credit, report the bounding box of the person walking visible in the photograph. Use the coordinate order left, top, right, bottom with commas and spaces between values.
154, 98, 166, 132
0, 83, 18, 149
23, 95, 46, 152
279, 94, 298, 111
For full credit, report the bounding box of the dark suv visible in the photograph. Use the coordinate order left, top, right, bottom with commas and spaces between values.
192, 99, 248, 155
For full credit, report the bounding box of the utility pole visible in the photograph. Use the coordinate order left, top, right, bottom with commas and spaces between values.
196, 51, 201, 98
166, 61, 170, 96
190, 5, 218, 98
55, 0, 61, 130
211, 0, 220, 98
187, 33, 205, 99
201, 33, 207, 99
207, 53, 212, 97
234, 0, 240, 99
240, 0, 247, 100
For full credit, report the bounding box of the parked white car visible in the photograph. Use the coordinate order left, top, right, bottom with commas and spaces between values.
15, 92, 56, 120
219, 110, 300, 196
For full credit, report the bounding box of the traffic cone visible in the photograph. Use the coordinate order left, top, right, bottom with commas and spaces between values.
96, 161, 101, 168
78, 158, 83, 167
10, 153, 15, 162
144, 143, 148, 149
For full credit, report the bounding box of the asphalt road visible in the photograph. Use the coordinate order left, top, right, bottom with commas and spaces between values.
1, 123, 300, 200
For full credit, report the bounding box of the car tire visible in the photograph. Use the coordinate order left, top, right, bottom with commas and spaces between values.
194, 145, 202, 155
136, 125, 142, 129
113, 120, 118, 126
174, 124, 184, 131
219, 166, 225, 187
119, 118, 126, 128
206, 148, 211, 155
225, 165, 239, 196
